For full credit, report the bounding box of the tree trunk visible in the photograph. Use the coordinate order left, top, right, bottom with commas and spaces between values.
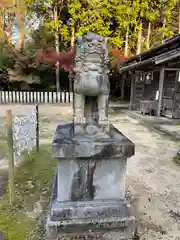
136, 20, 142, 54
124, 26, 129, 56
6, 13, 13, 44
162, 19, 166, 43
69, 26, 75, 93
120, 74, 125, 100
14, 0, 24, 50
16, 12, 24, 51
54, 5, 60, 92
179, 8, 180, 34
71, 26, 75, 48
0, 7, 5, 39
146, 22, 151, 49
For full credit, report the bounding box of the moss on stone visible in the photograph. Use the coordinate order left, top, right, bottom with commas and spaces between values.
0, 146, 56, 240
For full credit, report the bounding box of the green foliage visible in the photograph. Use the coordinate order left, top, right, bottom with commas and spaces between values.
25, 0, 53, 18
0, 0, 179, 76
0, 42, 14, 68
21, 0, 180, 51
68, 0, 112, 37
28, 24, 55, 49
0, 146, 56, 240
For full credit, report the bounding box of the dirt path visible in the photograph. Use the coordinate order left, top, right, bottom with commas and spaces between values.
0, 105, 180, 239
110, 113, 180, 240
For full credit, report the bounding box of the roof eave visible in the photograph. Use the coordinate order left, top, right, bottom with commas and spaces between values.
119, 58, 154, 73
121, 34, 180, 65
119, 48, 180, 74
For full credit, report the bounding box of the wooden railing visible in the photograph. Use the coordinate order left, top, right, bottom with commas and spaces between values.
0, 90, 73, 104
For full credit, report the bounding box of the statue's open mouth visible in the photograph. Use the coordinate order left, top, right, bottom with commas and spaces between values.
86, 50, 104, 55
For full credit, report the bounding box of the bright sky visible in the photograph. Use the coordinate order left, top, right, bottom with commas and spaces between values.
11, 13, 40, 44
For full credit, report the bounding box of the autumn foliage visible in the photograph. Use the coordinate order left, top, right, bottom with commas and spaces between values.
110, 49, 130, 70
38, 48, 129, 72
111, 49, 129, 61
38, 48, 76, 73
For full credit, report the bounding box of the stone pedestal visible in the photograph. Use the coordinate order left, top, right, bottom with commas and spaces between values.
46, 123, 136, 239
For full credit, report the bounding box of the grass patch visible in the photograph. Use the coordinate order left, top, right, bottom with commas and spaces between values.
0, 137, 8, 157
0, 146, 56, 240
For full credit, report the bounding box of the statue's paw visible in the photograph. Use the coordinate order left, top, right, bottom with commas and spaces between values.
98, 116, 109, 126
81, 116, 86, 124
103, 124, 110, 133
99, 116, 109, 133
74, 116, 86, 125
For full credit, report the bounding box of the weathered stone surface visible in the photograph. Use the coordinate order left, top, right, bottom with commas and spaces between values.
46, 212, 136, 240
73, 32, 110, 133
93, 158, 127, 200
51, 172, 130, 221
56, 157, 127, 202
56, 159, 78, 201
47, 222, 136, 240
52, 123, 135, 159
51, 199, 131, 221
46, 32, 136, 240
52, 123, 134, 203
47, 162, 136, 239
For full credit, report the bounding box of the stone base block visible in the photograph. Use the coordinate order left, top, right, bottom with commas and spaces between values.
46, 225, 135, 240
46, 199, 136, 240
50, 199, 131, 221
46, 217, 135, 240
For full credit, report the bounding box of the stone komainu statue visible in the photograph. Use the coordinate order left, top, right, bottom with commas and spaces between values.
73, 32, 110, 134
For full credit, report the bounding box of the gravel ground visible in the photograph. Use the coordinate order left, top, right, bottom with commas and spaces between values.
0, 104, 179, 239
110, 113, 180, 240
